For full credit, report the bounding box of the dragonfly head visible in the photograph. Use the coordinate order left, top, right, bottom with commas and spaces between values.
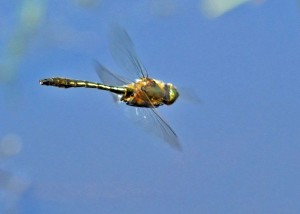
164, 83, 179, 105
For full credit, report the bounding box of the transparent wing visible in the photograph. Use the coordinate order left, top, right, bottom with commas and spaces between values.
94, 61, 130, 102
94, 61, 130, 86
126, 107, 181, 151
177, 86, 202, 104
109, 24, 148, 80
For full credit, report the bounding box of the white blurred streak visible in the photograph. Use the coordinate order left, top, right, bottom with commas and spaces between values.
200, 0, 250, 18
0, 0, 46, 84
20, 0, 46, 32
6, 174, 30, 195
0, 133, 30, 213
0, 134, 22, 158
0, 171, 31, 213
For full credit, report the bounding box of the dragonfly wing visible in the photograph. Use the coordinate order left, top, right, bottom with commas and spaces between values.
109, 24, 148, 79
95, 61, 130, 102
128, 107, 181, 151
95, 61, 130, 86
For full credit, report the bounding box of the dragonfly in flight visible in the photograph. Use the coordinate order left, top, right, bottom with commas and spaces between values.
40, 25, 181, 150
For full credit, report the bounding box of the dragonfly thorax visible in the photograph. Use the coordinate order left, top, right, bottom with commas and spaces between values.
120, 78, 179, 108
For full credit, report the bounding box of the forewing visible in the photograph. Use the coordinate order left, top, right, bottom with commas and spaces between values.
109, 24, 148, 79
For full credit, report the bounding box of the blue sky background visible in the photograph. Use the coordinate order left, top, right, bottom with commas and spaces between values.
1, 0, 300, 213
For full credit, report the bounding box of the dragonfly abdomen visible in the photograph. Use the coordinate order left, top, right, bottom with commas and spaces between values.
39, 77, 126, 95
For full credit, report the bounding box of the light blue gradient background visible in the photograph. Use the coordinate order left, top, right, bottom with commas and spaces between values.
1, 0, 299, 213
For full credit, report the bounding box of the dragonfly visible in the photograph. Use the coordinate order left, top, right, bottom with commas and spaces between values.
39, 25, 181, 150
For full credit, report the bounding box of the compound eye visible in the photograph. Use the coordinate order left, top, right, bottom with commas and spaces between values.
164, 84, 179, 105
